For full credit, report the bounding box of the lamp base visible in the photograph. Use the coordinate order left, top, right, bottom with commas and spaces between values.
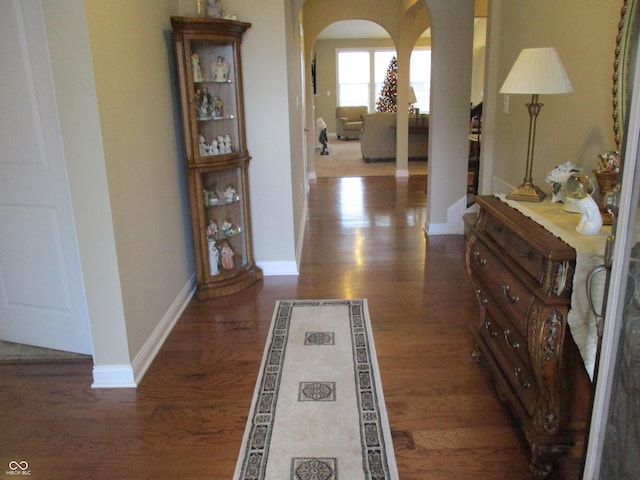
506, 182, 547, 202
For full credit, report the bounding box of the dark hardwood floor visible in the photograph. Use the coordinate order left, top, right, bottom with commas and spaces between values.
0, 176, 581, 479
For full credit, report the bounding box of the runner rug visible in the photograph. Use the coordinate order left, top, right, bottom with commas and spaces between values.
233, 299, 399, 480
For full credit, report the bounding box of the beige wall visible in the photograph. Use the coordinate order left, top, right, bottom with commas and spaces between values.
43, 0, 131, 368
483, 0, 619, 195
313, 37, 432, 134
83, 1, 193, 364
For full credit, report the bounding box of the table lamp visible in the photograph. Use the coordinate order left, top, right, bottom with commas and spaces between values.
408, 86, 418, 115
500, 47, 573, 201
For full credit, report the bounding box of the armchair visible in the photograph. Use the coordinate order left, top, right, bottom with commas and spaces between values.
336, 106, 368, 140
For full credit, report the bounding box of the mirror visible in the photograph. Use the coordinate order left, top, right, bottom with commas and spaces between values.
614, 0, 639, 151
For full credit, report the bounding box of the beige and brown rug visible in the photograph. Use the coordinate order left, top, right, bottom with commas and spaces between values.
233, 299, 398, 480
315, 136, 427, 178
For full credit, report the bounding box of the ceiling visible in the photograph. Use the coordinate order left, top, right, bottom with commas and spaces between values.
317, 19, 432, 39
317, 20, 390, 39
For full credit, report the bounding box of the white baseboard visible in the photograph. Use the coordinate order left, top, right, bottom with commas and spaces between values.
258, 261, 299, 276
492, 176, 514, 195
131, 275, 196, 385
296, 194, 308, 269
425, 195, 467, 235
92, 275, 196, 388
92, 365, 136, 388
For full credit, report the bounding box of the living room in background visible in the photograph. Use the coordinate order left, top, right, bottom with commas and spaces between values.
336, 48, 431, 113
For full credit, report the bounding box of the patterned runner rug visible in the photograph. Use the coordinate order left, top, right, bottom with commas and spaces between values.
233, 299, 399, 480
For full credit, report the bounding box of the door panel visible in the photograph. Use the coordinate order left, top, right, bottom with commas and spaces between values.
0, 0, 92, 354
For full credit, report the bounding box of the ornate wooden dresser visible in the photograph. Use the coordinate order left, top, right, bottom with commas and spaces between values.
465, 195, 593, 478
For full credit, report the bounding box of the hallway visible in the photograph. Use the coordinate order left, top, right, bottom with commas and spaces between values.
1, 176, 580, 478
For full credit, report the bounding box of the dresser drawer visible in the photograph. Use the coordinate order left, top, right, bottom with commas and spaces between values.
484, 214, 509, 250
480, 304, 538, 416
469, 238, 534, 338
507, 232, 547, 284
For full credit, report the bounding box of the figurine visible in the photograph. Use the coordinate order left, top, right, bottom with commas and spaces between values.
206, 219, 218, 239
198, 88, 212, 119
208, 239, 220, 276
573, 195, 603, 235
224, 186, 236, 203
223, 134, 232, 153
209, 139, 219, 155
220, 240, 235, 270
199, 134, 209, 155
191, 53, 203, 82
212, 55, 230, 82
212, 96, 223, 118
205, 0, 222, 18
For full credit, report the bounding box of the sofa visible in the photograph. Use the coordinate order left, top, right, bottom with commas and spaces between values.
360, 112, 429, 162
336, 106, 368, 139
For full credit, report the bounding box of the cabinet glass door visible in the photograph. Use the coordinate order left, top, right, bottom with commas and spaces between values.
187, 38, 242, 163
198, 167, 249, 280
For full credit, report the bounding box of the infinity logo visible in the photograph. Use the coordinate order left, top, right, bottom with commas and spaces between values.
8, 461, 29, 471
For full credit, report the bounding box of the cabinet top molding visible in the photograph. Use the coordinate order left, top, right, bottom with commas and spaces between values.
170, 16, 251, 36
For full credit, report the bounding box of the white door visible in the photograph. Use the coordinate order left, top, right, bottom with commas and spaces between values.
0, 0, 92, 355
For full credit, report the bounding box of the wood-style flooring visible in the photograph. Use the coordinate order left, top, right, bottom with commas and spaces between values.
0, 176, 582, 479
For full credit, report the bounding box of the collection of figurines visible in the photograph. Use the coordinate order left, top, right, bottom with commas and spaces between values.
191, 54, 231, 85
543, 151, 622, 235
203, 184, 238, 206
196, 87, 224, 120
199, 133, 233, 156
206, 219, 238, 276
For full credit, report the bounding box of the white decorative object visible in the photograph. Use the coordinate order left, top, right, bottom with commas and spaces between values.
213, 55, 229, 82
572, 195, 603, 235
191, 53, 203, 82
208, 239, 220, 276
545, 161, 581, 203
224, 186, 236, 202
210, 139, 219, 155
204, 0, 222, 18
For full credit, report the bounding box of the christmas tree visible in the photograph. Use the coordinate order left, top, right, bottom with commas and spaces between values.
376, 56, 398, 112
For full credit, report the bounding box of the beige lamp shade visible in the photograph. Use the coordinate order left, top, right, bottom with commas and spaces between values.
500, 47, 573, 95
408, 86, 417, 104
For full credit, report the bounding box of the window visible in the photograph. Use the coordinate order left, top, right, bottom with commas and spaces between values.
337, 51, 370, 107
337, 48, 431, 113
410, 50, 431, 113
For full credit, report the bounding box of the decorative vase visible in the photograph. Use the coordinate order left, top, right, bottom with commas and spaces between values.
593, 169, 620, 225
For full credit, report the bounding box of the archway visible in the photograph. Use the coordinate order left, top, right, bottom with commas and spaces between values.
290, 0, 474, 234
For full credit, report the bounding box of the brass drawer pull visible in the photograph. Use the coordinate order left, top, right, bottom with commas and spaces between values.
473, 250, 487, 266
519, 250, 532, 259
490, 224, 502, 233
501, 283, 519, 303
504, 329, 520, 349
514, 367, 531, 389
484, 320, 498, 337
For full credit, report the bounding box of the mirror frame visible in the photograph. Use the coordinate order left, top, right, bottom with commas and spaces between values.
614, 0, 639, 151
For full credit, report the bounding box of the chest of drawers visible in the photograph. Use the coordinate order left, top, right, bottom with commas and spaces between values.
465, 196, 591, 478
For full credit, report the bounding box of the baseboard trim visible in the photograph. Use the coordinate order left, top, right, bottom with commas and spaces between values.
295, 194, 308, 269
91, 275, 196, 388
131, 275, 196, 385
425, 195, 467, 235
92, 365, 136, 388
257, 261, 299, 276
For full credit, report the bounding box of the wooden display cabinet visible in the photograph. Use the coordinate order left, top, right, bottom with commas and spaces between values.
171, 16, 262, 299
